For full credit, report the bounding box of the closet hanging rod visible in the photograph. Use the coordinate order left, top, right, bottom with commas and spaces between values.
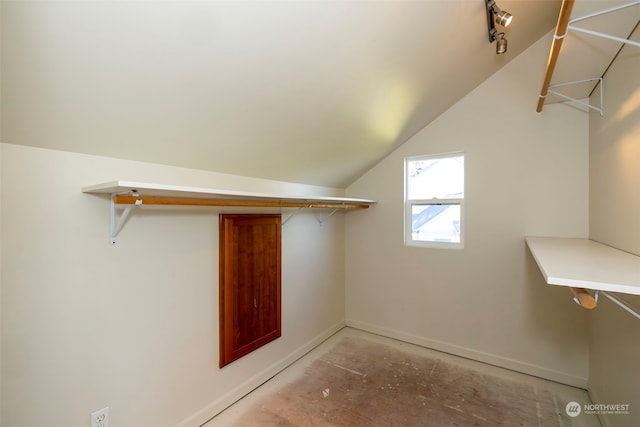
537, 0, 640, 112
570, 287, 597, 309
536, 0, 575, 113
113, 195, 371, 210
569, 288, 640, 320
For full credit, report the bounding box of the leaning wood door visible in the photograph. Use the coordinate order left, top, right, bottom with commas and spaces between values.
219, 214, 281, 367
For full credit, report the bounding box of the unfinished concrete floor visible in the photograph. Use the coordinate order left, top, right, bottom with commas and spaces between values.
205, 328, 600, 426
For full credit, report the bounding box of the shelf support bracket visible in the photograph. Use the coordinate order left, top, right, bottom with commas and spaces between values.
546, 77, 604, 115
318, 208, 339, 226
110, 191, 141, 244
281, 207, 305, 226
537, 0, 640, 113
555, 1, 640, 45
596, 291, 640, 320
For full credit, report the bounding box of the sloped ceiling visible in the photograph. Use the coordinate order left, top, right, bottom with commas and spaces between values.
1, 0, 561, 188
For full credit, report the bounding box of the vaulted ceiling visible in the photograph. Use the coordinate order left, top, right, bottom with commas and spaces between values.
1, 0, 561, 187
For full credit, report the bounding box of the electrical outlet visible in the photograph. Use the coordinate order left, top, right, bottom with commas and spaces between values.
91, 407, 109, 427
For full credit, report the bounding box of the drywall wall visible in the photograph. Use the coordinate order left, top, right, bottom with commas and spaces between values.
588, 26, 640, 427
0, 3, 3, 423
346, 32, 591, 387
0, 143, 347, 426
0, 138, 2, 427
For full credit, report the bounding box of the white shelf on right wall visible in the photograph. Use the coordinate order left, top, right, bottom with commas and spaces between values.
526, 236, 640, 296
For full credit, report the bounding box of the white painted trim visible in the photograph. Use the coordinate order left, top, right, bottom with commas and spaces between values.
174, 320, 345, 427
346, 319, 588, 389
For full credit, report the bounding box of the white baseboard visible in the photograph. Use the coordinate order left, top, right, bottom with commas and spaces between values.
175, 320, 345, 427
346, 319, 588, 389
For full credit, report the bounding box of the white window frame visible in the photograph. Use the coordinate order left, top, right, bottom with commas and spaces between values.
404, 152, 465, 249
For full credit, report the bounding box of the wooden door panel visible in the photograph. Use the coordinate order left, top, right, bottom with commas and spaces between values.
219, 214, 281, 367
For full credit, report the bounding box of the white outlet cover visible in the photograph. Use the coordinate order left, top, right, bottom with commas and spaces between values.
90, 407, 109, 427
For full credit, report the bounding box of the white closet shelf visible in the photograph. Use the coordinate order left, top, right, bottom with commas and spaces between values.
82, 180, 376, 208
83, 181, 376, 244
526, 236, 640, 296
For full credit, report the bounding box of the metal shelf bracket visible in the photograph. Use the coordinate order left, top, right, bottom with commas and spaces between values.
110, 191, 141, 244
282, 207, 305, 226
545, 77, 604, 115
318, 208, 339, 226
537, 0, 639, 113
555, 1, 640, 47
595, 291, 640, 320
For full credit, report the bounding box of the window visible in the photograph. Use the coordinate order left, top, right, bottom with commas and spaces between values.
405, 153, 464, 248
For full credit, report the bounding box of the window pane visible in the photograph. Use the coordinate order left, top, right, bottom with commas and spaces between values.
407, 155, 464, 200
411, 204, 460, 243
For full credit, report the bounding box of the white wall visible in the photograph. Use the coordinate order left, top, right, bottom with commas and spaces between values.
588, 26, 640, 427
346, 33, 591, 386
0, 137, 3, 427
0, 143, 347, 427
0, 3, 3, 423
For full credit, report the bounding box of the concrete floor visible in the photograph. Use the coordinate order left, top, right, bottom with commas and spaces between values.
205, 328, 601, 426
